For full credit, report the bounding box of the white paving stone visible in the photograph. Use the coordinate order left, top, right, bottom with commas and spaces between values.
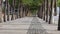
37, 17, 60, 34
0, 17, 33, 34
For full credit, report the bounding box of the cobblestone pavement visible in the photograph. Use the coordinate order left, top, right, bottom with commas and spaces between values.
0, 17, 48, 34
27, 17, 48, 34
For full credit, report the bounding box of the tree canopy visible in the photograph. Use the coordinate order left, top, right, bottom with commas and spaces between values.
8, 0, 43, 8
57, 0, 60, 7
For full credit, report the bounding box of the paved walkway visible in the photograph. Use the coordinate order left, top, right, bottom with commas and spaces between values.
0, 17, 60, 34
37, 17, 60, 34
27, 17, 48, 34
0, 17, 33, 34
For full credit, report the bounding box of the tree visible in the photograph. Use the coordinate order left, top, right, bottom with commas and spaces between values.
22, 0, 43, 16
9, 0, 43, 16
46, 0, 49, 22
49, 0, 54, 24
54, 0, 57, 16
43, 0, 46, 20
0, 0, 3, 22
57, 0, 60, 30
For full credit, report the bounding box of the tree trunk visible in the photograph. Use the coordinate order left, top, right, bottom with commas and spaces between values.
17, 7, 19, 18
22, 7, 24, 17
49, 0, 54, 24
7, 0, 10, 21
11, 7, 14, 20
38, 5, 43, 18
11, 0, 15, 20
4, 0, 8, 22
58, 7, 60, 30
41, 4, 43, 19
20, 6, 23, 18
19, 0, 23, 18
43, 0, 46, 20
46, 0, 49, 22
37, 6, 41, 18
0, 0, 3, 22
54, 0, 57, 16
25, 7, 28, 16
42, 2, 44, 19
17, 0, 21, 18
23, 7, 26, 17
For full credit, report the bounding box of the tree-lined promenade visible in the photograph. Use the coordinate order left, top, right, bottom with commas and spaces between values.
0, 0, 60, 31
